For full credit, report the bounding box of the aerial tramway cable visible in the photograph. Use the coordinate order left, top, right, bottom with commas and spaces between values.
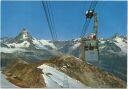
45, 1, 57, 41
42, 1, 69, 87
80, 1, 98, 38
48, 2, 57, 41
41, 1, 57, 44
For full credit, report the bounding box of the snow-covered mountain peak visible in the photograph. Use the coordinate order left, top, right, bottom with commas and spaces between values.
20, 29, 29, 40
112, 34, 123, 42
15, 28, 33, 43
1, 29, 57, 50
111, 33, 126, 43
114, 36, 123, 43
3, 29, 34, 49
32, 38, 57, 49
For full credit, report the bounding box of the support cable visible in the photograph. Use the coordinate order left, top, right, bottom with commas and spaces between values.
41, 1, 57, 45
80, 1, 98, 38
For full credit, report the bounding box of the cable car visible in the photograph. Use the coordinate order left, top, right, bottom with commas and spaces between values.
86, 10, 94, 19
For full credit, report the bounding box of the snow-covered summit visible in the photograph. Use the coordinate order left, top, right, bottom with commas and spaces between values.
19, 29, 30, 40
1, 29, 57, 51
15, 28, 33, 43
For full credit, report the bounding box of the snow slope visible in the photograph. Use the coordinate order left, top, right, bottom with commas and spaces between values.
113, 36, 127, 53
6, 41, 30, 48
71, 43, 80, 50
37, 64, 87, 88
4, 38, 56, 50
1, 29, 57, 50
0, 47, 25, 53
32, 38, 56, 49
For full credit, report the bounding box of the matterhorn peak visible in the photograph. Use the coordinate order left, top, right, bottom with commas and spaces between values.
20, 28, 29, 39
15, 28, 33, 43
21, 28, 28, 34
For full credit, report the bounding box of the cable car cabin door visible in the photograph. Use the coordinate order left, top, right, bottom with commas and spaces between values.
84, 39, 99, 64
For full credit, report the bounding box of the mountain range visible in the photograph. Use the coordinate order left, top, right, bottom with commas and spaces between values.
0, 29, 127, 88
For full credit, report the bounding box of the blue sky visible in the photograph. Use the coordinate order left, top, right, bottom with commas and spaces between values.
1, 1, 127, 40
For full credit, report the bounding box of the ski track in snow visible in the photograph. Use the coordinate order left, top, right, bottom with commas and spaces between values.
37, 64, 87, 88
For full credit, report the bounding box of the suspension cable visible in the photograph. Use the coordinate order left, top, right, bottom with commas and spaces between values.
48, 2, 57, 41
41, 1, 57, 44
80, 1, 98, 38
